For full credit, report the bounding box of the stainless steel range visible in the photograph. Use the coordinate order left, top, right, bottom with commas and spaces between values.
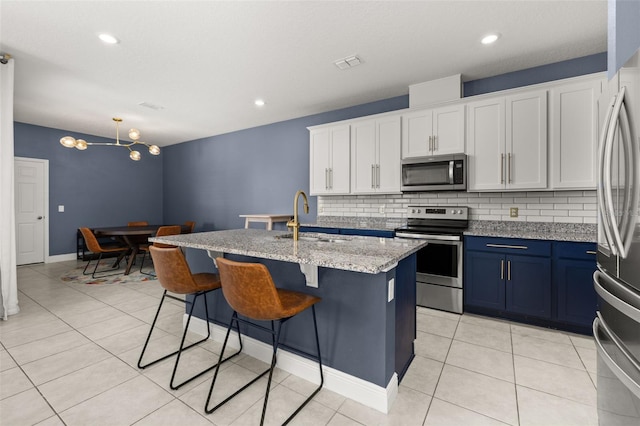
395, 206, 469, 314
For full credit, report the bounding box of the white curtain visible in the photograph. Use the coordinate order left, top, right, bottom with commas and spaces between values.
0, 56, 18, 320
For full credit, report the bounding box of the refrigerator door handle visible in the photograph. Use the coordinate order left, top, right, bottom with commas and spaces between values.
603, 90, 627, 256
598, 94, 618, 255
594, 269, 640, 323
593, 316, 640, 400
618, 96, 639, 258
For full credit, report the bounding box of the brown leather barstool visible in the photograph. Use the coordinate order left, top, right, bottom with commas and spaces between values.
205, 257, 323, 425
79, 227, 129, 278
137, 246, 242, 390
139, 225, 182, 275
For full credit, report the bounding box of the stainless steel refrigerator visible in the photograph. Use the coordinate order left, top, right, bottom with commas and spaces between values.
594, 48, 640, 424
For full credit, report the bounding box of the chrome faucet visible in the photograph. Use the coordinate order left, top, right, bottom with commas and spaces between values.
287, 190, 309, 241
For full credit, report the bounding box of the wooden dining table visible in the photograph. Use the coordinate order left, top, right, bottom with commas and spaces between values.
92, 224, 191, 275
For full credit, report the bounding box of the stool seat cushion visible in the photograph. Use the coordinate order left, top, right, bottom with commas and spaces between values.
192, 273, 222, 293
276, 289, 321, 320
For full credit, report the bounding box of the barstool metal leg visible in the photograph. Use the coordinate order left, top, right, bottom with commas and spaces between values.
138, 290, 242, 390
205, 307, 324, 425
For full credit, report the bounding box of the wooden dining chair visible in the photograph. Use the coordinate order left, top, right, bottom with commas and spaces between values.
128, 221, 148, 227
138, 246, 241, 390
79, 227, 129, 278
139, 225, 182, 276
184, 221, 196, 233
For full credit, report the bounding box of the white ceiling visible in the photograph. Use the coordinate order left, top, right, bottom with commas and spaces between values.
1, 0, 607, 147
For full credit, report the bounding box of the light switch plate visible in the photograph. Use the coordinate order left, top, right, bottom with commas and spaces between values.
510, 207, 518, 218
58, 205, 64, 212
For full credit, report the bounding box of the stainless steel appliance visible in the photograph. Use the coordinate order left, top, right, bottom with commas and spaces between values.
594, 49, 640, 424
395, 206, 468, 314
401, 154, 466, 192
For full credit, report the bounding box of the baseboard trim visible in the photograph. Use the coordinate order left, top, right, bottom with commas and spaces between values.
186, 315, 397, 414
46, 253, 77, 263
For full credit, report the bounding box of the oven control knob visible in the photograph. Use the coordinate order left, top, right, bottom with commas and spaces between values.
451, 210, 455, 214
417, 209, 421, 213
411, 209, 416, 214
457, 209, 463, 214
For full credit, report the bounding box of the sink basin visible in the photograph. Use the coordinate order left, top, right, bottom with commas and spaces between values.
274, 234, 347, 243
274, 234, 319, 242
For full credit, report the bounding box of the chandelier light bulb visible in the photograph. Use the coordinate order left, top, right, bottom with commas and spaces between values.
129, 150, 141, 161
60, 136, 77, 148
75, 139, 88, 150
148, 145, 160, 155
128, 128, 141, 140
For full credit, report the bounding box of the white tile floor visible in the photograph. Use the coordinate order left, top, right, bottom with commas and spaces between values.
0, 260, 599, 425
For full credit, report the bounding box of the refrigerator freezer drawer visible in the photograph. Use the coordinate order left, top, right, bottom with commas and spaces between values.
594, 316, 640, 422
594, 269, 640, 361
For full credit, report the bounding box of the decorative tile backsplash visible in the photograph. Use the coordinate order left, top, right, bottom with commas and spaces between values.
317, 190, 597, 224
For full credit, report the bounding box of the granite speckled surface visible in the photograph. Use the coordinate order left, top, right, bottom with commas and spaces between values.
464, 220, 597, 242
302, 216, 403, 231
151, 228, 426, 274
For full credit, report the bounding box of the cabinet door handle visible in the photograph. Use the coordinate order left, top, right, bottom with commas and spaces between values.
325, 168, 329, 190
371, 164, 375, 189
330, 168, 333, 189
500, 154, 505, 183
376, 164, 380, 188
500, 259, 504, 280
433, 135, 437, 151
508, 153, 512, 183
508, 260, 511, 281
428, 136, 432, 152
586, 250, 597, 255
486, 243, 528, 250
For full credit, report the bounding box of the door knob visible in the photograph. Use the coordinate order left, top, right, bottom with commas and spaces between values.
37, 216, 43, 220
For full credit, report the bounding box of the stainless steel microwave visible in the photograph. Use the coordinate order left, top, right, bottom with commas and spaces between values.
401, 154, 466, 192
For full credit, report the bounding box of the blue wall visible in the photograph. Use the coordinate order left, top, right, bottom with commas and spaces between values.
13, 53, 608, 259
14, 123, 163, 256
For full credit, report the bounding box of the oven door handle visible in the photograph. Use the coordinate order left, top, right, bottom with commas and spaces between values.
395, 232, 461, 242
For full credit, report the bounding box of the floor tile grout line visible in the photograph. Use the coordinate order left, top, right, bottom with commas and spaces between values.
428, 396, 515, 426
511, 324, 521, 426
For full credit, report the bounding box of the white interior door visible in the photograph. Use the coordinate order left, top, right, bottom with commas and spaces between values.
15, 158, 46, 265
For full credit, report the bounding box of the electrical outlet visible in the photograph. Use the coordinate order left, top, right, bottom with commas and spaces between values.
379, 204, 385, 214
510, 207, 519, 218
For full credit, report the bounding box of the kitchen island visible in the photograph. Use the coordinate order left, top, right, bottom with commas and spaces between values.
151, 228, 425, 413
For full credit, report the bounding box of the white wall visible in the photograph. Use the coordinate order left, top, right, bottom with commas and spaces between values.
318, 190, 596, 224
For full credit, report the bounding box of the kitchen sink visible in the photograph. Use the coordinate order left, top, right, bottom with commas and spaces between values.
274, 234, 347, 243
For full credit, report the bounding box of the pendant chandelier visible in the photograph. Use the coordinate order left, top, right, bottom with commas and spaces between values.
60, 117, 160, 161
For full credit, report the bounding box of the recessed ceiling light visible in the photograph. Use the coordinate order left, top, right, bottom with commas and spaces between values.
254, 99, 265, 107
481, 33, 500, 45
98, 33, 119, 44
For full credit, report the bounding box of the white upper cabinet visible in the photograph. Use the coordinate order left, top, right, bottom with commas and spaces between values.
402, 104, 464, 159
309, 125, 350, 195
351, 115, 401, 194
549, 78, 603, 189
467, 90, 547, 191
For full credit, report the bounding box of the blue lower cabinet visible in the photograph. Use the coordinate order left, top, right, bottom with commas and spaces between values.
464, 236, 552, 320
299, 226, 340, 234
464, 250, 506, 311
506, 254, 551, 319
465, 236, 597, 334
553, 242, 597, 329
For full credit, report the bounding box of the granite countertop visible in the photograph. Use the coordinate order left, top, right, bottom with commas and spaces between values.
464, 221, 597, 243
151, 228, 426, 274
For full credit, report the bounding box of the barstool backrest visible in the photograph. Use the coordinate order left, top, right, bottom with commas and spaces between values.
149, 246, 198, 294
153, 225, 182, 248
215, 258, 284, 321
184, 221, 196, 233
